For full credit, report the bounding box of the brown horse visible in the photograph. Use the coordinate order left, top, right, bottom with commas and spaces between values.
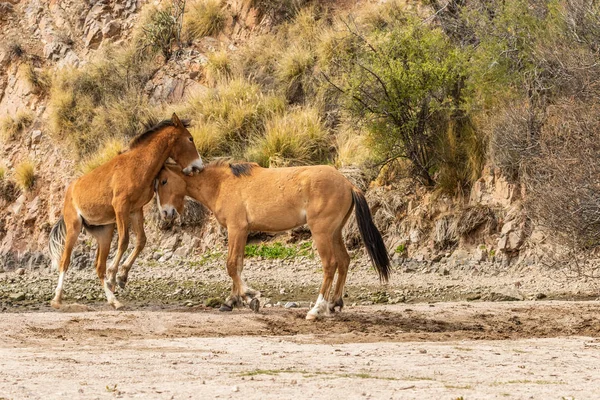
155, 160, 389, 320
48, 114, 203, 309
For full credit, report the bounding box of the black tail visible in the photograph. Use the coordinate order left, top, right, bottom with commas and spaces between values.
48, 216, 66, 270
352, 188, 390, 282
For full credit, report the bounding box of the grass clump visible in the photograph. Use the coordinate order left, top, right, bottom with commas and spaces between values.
184, 0, 227, 40
205, 49, 232, 84
0, 165, 5, 181
0, 110, 34, 141
246, 106, 330, 167
14, 160, 35, 191
6, 40, 24, 60
79, 137, 126, 174
20, 63, 51, 95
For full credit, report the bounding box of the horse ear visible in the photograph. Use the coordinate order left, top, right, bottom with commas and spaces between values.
171, 113, 182, 128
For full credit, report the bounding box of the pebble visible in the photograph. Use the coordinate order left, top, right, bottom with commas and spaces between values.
10, 292, 25, 301
15, 268, 25, 276
284, 302, 299, 309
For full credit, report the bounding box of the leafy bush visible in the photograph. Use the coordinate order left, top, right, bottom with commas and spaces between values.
15, 160, 35, 191
137, 2, 185, 59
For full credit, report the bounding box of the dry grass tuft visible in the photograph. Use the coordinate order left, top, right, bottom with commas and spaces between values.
14, 160, 35, 191
456, 205, 497, 236
205, 49, 232, 84
184, 0, 227, 40
20, 63, 51, 95
79, 137, 126, 174
0, 110, 34, 141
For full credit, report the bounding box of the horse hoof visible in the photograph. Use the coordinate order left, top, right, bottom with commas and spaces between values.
50, 300, 61, 310
219, 304, 233, 312
305, 312, 318, 321
116, 277, 127, 290
112, 301, 124, 310
249, 298, 260, 313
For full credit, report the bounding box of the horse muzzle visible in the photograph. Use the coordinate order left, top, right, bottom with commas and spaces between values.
160, 206, 178, 222
182, 159, 204, 175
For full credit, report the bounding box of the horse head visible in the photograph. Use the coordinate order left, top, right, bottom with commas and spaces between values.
154, 165, 187, 222
168, 113, 204, 175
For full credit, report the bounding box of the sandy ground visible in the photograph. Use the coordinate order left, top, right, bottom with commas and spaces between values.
1, 301, 600, 399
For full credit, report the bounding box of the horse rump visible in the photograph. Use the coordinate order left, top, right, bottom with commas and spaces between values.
351, 188, 390, 282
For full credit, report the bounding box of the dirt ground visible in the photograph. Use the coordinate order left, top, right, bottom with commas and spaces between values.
1, 301, 600, 399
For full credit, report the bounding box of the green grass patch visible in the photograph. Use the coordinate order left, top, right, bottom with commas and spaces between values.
244, 241, 312, 259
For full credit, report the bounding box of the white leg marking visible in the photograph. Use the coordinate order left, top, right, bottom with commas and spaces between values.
103, 280, 122, 308
306, 294, 329, 319
54, 271, 65, 298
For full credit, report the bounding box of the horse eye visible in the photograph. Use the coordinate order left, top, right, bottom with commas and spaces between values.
161, 179, 167, 185
189, 137, 194, 142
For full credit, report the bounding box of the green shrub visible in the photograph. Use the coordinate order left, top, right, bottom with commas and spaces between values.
137, 3, 184, 59
15, 160, 35, 190
184, 0, 227, 40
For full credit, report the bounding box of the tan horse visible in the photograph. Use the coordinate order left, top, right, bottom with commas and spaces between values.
155, 160, 390, 320
48, 114, 203, 309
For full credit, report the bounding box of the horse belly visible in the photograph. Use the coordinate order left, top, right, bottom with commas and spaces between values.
247, 205, 306, 232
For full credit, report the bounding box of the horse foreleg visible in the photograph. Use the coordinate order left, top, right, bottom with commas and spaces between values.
117, 210, 146, 289
51, 211, 82, 309
306, 231, 338, 320
220, 227, 248, 312
105, 205, 130, 309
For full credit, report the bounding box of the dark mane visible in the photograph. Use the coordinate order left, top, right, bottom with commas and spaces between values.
128, 118, 191, 149
210, 158, 255, 177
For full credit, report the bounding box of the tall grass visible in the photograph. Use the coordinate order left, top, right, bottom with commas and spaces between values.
20, 63, 51, 95
49, 45, 157, 158
246, 106, 330, 167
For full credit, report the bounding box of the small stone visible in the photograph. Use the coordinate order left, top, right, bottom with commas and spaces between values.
419, 349, 427, 354
232, 385, 239, 392
10, 292, 25, 301
15, 268, 25, 276
31, 130, 42, 144
535, 293, 547, 300
284, 302, 299, 309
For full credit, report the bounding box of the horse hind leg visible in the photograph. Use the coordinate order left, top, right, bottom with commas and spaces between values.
50, 210, 82, 309
330, 233, 350, 313
86, 224, 115, 306
306, 231, 338, 320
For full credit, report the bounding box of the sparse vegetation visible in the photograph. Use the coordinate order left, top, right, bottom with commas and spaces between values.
0, 165, 5, 181
244, 241, 312, 259
6, 40, 24, 60
14, 160, 35, 191
49, 45, 157, 158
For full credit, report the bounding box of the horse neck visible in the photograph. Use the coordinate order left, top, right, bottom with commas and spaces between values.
130, 130, 174, 184
184, 166, 226, 211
